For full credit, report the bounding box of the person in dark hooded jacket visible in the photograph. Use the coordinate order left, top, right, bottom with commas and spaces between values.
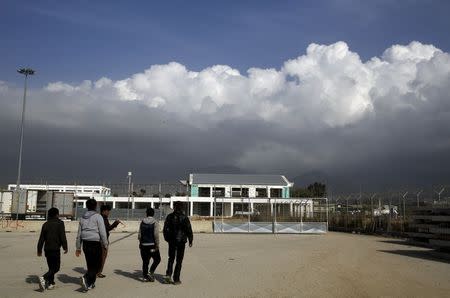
37, 207, 68, 291
138, 207, 161, 282
163, 201, 193, 284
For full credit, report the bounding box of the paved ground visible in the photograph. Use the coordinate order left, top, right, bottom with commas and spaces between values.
0, 232, 449, 297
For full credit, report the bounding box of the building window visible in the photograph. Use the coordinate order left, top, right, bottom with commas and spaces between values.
270, 188, 282, 198
231, 188, 249, 197
212, 187, 225, 197
256, 188, 267, 198
199, 187, 211, 197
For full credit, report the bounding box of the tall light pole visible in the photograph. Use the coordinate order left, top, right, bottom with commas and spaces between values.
15, 68, 35, 219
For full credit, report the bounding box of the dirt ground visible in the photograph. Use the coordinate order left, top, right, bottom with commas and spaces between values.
0, 232, 449, 297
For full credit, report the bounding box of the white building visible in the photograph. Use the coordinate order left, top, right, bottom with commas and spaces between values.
5, 174, 312, 217
188, 173, 294, 198
8, 184, 111, 198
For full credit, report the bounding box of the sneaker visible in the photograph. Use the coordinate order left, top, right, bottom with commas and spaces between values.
97, 273, 106, 278
47, 284, 55, 290
148, 273, 155, 282
87, 284, 95, 290
173, 280, 182, 285
141, 276, 150, 282
163, 275, 172, 284
80, 276, 88, 291
38, 276, 46, 291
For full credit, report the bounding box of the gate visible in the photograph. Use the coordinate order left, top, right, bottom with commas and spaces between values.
213, 197, 328, 234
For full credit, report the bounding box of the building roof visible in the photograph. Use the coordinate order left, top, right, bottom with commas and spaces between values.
190, 173, 293, 186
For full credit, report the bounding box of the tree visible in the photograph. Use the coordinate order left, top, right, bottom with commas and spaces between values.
307, 182, 326, 197
291, 188, 312, 198
292, 182, 326, 198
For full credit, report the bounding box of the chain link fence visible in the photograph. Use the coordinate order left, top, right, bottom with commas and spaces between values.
328, 186, 450, 235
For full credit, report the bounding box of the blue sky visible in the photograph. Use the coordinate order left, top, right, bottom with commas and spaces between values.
2, 0, 450, 87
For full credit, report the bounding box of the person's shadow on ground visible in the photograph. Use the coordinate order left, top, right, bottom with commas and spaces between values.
24, 275, 46, 293
57, 274, 80, 285
114, 269, 141, 281
25, 275, 38, 284
114, 269, 165, 283
73, 267, 85, 274
57, 274, 86, 292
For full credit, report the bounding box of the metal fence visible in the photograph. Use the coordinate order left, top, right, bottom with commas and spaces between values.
73, 205, 172, 221
213, 197, 328, 234
327, 188, 450, 235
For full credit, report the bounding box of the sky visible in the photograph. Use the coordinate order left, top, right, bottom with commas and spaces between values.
1, 0, 450, 191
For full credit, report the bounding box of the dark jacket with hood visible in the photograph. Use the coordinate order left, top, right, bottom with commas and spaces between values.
138, 217, 160, 247
163, 211, 193, 244
37, 218, 68, 254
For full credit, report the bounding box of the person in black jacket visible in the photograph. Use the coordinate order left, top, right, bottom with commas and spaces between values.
138, 207, 161, 282
37, 208, 68, 291
97, 204, 121, 278
163, 201, 193, 285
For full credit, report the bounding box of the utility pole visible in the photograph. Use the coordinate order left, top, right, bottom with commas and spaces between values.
434, 187, 445, 203
370, 193, 376, 232
416, 190, 423, 208
127, 172, 132, 221
401, 192, 408, 232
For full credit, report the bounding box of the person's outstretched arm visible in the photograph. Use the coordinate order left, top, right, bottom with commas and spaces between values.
154, 221, 160, 249
98, 214, 108, 249
75, 222, 82, 256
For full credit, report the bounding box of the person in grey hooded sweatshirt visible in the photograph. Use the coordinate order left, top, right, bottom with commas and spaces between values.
75, 198, 108, 291
138, 207, 160, 282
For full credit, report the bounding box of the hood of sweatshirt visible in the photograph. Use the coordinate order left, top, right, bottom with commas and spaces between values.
82, 210, 97, 219
142, 217, 157, 225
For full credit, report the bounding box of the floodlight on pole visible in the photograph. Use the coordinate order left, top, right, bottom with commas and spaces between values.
15, 67, 35, 220
416, 190, 423, 207
434, 187, 445, 202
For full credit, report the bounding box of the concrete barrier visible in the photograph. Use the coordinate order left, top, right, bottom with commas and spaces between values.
0, 219, 213, 233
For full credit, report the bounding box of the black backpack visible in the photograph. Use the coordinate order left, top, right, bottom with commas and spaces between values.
140, 221, 155, 244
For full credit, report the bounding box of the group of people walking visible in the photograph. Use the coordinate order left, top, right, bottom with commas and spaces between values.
37, 198, 193, 292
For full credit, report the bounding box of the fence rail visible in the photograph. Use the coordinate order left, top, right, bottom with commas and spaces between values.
213, 197, 328, 234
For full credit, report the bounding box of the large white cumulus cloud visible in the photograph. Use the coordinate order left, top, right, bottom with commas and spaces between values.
39, 40, 448, 127
1, 41, 450, 187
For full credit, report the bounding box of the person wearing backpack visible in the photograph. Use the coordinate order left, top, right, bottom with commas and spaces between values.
163, 201, 193, 285
138, 207, 161, 282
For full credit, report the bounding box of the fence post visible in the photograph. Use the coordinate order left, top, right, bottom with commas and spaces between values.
326, 198, 329, 232
248, 196, 251, 232
274, 196, 277, 233
221, 197, 224, 233
213, 197, 216, 233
